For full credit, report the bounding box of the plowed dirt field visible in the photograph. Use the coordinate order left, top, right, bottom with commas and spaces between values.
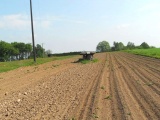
0, 52, 160, 120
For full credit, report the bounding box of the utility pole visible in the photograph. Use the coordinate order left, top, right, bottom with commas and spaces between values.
30, 0, 36, 62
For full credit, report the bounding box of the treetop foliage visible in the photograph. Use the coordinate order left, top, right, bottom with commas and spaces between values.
0, 40, 45, 61
112, 41, 125, 51
140, 42, 150, 49
96, 40, 152, 52
96, 41, 111, 52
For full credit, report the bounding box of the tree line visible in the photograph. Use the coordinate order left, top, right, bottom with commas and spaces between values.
48, 52, 81, 57
96, 41, 153, 52
0, 40, 45, 61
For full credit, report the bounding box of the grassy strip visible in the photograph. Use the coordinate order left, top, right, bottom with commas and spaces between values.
125, 48, 160, 59
0, 56, 75, 73
78, 59, 98, 64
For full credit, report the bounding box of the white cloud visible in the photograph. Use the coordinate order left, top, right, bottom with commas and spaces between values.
0, 14, 61, 30
0, 14, 30, 30
0, 14, 86, 30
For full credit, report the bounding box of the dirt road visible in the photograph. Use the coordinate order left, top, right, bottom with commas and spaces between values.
0, 52, 160, 120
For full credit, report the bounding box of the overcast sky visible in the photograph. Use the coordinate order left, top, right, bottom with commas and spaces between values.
0, 0, 160, 53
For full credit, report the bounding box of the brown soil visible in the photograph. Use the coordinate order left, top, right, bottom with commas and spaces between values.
0, 52, 160, 120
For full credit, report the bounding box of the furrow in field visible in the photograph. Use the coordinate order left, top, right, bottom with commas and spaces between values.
111, 55, 147, 120
108, 54, 127, 120
71, 54, 106, 120
120, 53, 160, 77
124, 53, 160, 67
95, 53, 112, 120
114, 53, 160, 119
117, 53, 160, 97
120, 53, 160, 74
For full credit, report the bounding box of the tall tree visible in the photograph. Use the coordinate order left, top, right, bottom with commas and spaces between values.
0, 40, 18, 60
11, 42, 32, 59
35, 44, 45, 57
119, 42, 125, 50
25, 43, 32, 59
96, 41, 111, 52
126, 42, 135, 49
113, 41, 124, 51
11, 42, 26, 59
140, 42, 150, 49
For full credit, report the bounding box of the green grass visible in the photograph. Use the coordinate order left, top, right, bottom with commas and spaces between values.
0, 56, 75, 73
100, 86, 105, 90
145, 82, 154, 86
80, 59, 90, 64
104, 95, 112, 100
77, 58, 99, 64
125, 48, 160, 59
127, 112, 131, 116
92, 113, 99, 119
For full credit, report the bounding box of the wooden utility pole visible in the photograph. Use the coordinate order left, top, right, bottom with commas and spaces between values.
30, 0, 36, 62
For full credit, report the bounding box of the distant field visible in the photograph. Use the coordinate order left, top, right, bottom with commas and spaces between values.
125, 48, 160, 59
0, 56, 75, 73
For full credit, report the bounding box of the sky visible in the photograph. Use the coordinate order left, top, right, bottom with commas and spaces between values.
0, 0, 160, 53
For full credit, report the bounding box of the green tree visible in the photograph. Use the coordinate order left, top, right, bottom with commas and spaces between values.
25, 43, 32, 58
140, 42, 150, 49
11, 42, 26, 59
0, 40, 9, 58
126, 42, 135, 49
0, 40, 18, 60
119, 42, 125, 50
11, 42, 32, 59
35, 44, 45, 57
96, 41, 111, 52
11, 42, 20, 59
25, 43, 32, 52
113, 41, 124, 51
